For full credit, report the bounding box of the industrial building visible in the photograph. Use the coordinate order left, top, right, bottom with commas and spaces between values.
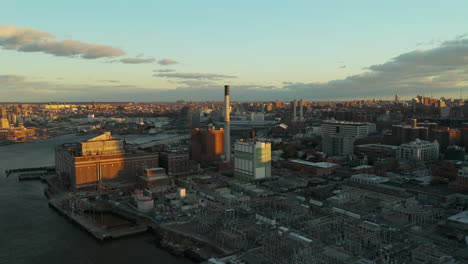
159, 150, 192, 177
191, 127, 224, 162
55, 132, 159, 189
234, 140, 271, 181
139, 168, 173, 193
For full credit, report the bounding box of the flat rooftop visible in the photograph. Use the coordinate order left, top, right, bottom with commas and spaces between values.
448, 211, 468, 224
289, 159, 339, 168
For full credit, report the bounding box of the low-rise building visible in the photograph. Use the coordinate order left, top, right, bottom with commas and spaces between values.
451, 166, 468, 191
447, 210, 468, 231
288, 159, 341, 177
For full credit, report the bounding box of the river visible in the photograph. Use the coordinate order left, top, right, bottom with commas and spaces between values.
0, 133, 192, 264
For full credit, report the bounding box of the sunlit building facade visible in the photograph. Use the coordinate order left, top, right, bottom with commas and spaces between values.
234, 140, 271, 181
55, 132, 158, 190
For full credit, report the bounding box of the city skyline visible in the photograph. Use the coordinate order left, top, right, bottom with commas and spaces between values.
2, 1, 468, 102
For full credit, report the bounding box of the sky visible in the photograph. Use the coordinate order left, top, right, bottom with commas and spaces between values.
1, 0, 468, 102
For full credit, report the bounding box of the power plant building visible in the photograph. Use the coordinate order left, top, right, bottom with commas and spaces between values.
191, 127, 224, 162
234, 141, 271, 181
55, 132, 159, 190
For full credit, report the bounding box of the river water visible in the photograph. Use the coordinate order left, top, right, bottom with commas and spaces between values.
0, 133, 192, 264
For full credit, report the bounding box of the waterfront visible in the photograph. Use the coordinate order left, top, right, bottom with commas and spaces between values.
0, 134, 192, 264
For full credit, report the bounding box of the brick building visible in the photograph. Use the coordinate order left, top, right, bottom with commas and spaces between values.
190, 127, 224, 162
159, 150, 192, 177
55, 132, 158, 190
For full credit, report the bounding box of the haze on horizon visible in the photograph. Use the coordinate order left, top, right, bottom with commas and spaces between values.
1, 0, 468, 102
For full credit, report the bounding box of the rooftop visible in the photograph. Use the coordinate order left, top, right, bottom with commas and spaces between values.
399, 139, 438, 147
322, 120, 372, 126
289, 159, 339, 168
448, 211, 468, 224
351, 174, 389, 183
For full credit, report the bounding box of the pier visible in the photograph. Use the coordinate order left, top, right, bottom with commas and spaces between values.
6, 166, 55, 177
48, 198, 148, 241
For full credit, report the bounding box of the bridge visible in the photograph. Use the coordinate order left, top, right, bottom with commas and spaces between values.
138, 134, 190, 149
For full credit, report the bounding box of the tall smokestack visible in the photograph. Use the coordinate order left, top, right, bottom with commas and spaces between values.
224, 85, 231, 162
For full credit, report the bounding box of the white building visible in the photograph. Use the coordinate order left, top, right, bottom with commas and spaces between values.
234, 141, 271, 181
397, 139, 439, 161
321, 120, 376, 156
248, 112, 265, 121
351, 174, 389, 184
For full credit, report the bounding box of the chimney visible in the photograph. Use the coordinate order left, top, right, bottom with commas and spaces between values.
224, 85, 231, 162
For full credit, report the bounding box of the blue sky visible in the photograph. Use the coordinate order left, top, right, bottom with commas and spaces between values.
1, 1, 468, 102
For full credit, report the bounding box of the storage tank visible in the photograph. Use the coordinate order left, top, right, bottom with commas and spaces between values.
133, 189, 144, 199
137, 196, 154, 212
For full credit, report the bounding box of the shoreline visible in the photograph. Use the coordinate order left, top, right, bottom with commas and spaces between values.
16, 168, 221, 263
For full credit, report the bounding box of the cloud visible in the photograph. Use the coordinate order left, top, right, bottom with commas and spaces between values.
0, 74, 26, 82
154, 72, 237, 80
0, 25, 125, 59
18, 39, 125, 59
0, 25, 52, 49
275, 36, 468, 99
4, 34, 468, 102
120, 57, 156, 64
416, 37, 442, 46
99, 80, 120, 83
154, 69, 176, 73
158, 59, 178, 65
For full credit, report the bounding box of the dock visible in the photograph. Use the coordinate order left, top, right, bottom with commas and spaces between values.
18, 172, 47, 181
6, 166, 55, 177
48, 199, 148, 241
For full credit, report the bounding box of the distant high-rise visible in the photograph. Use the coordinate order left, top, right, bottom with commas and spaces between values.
291, 100, 297, 122
395, 93, 400, 103
299, 99, 304, 121
0, 107, 6, 117
274, 100, 282, 109
291, 99, 305, 122
0, 118, 10, 129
